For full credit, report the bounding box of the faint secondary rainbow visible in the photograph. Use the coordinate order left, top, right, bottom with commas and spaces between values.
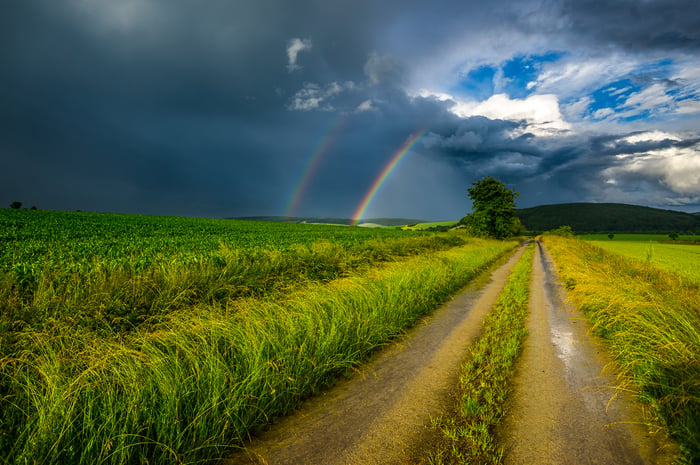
284, 119, 347, 217
351, 129, 426, 225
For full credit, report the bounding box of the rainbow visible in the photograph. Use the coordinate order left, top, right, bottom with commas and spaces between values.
351, 130, 426, 225
284, 119, 347, 217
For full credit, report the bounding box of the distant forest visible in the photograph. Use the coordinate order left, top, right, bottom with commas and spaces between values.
516, 203, 700, 234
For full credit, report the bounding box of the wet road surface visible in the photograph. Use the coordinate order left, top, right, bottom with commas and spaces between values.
496, 241, 678, 465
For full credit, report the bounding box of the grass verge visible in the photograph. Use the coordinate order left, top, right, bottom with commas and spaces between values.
426, 242, 534, 464
542, 235, 699, 464
1, 239, 516, 465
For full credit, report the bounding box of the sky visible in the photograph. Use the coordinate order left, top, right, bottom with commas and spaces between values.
2, 0, 699, 221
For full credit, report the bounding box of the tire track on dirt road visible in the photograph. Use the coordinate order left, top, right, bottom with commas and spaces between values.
224, 244, 527, 465
496, 241, 679, 465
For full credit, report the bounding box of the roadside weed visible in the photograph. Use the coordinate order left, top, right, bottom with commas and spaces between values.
427, 243, 534, 465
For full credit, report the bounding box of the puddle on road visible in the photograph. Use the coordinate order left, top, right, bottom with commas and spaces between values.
550, 326, 576, 368
538, 242, 586, 386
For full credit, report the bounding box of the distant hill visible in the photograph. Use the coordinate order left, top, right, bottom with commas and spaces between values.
230, 216, 425, 227
516, 203, 700, 234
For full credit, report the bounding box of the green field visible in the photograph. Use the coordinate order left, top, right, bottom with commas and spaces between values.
0, 209, 517, 465
402, 221, 460, 230
1, 209, 454, 334
585, 238, 700, 286
579, 233, 700, 242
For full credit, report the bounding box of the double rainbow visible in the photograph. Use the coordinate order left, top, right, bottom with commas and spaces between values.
284, 119, 347, 218
351, 130, 426, 225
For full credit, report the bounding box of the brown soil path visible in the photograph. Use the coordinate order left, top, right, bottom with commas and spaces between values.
496, 241, 679, 464
224, 245, 528, 465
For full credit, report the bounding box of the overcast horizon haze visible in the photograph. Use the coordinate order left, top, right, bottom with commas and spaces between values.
2, 0, 700, 221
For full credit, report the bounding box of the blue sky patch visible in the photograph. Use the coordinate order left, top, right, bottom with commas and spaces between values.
586, 78, 641, 119
455, 65, 497, 99
454, 52, 565, 100
501, 52, 563, 98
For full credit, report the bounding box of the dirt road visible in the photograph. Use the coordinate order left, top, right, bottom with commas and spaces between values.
225, 241, 679, 465
225, 245, 528, 465
496, 241, 678, 464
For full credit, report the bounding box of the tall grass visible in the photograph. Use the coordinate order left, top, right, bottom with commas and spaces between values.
1, 239, 516, 465
427, 243, 534, 465
0, 233, 468, 337
542, 235, 699, 463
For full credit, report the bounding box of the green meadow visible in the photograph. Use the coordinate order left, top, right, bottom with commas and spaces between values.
402, 221, 460, 230
583, 238, 700, 286
579, 233, 700, 242
0, 209, 517, 465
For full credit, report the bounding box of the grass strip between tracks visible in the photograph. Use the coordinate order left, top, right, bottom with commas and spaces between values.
542, 235, 699, 464
1, 239, 516, 465
427, 242, 534, 465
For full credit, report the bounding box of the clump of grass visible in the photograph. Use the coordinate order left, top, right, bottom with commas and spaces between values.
1, 240, 517, 465
427, 243, 534, 465
543, 235, 699, 463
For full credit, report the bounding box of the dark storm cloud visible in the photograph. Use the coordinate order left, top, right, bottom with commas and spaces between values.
1, 0, 699, 218
561, 0, 700, 52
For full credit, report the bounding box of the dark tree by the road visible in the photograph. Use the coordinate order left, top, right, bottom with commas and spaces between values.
462, 177, 520, 239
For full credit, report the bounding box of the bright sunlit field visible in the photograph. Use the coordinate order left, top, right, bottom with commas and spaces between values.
579, 234, 700, 242
588, 240, 700, 286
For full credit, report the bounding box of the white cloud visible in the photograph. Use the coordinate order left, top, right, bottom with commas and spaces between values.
562, 96, 592, 121
622, 130, 680, 144
451, 93, 571, 135
533, 56, 637, 101
356, 99, 375, 112
621, 83, 673, 114
287, 81, 355, 111
603, 142, 700, 197
677, 99, 700, 114
414, 89, 454, 102
286, 38, 312, 72
592, 108, 615, 120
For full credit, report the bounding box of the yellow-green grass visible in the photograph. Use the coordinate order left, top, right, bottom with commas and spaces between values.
427, 243, 534, 465
543, 235, 699, 463
402, 221, 460, 230
1, 239, 517, 465
580, 234, 700, 242
589, 241, 700, 286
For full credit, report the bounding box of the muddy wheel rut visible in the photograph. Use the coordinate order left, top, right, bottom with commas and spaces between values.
224, 241, 679, 465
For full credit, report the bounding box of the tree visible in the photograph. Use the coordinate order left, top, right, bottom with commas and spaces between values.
461, 177, 519, 239
10, 201, 22, 209
549, 225, 575, 237
669, 233, 679, 240
608, 234, 615, 240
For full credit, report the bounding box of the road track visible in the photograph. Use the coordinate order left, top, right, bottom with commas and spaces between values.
225, 241, 680, 464
224, 245, 527, 465
496, 241, 678, 464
